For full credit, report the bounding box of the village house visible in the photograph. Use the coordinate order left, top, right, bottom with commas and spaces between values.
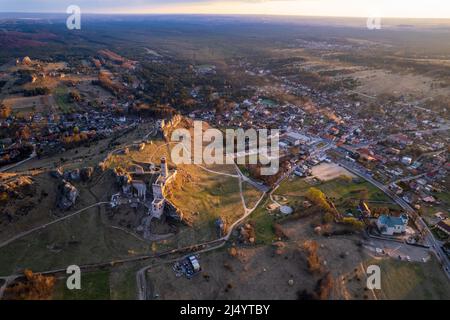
436, 220, 450, 236
376, 214, 409, 236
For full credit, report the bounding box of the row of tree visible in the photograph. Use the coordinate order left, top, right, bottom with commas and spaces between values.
4, 269, 55, 300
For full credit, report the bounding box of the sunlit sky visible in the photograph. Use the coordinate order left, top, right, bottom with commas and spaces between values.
1, 0, 450, 18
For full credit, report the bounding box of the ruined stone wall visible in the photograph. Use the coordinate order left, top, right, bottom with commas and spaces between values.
161, 114, 193, 141
161, 170, 184, 221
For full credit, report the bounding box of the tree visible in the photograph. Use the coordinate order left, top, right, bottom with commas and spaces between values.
372, 207, 390, 217
0, 192, 9, 202
339, 174, 353, 183
303, 240, 322, 274
289, 146, 301, 155
315, 273, 334, 300
69, 90, 81, 102
5, 269, 55, 300
0, 104, 12, 118
17, 125, 31, 140
305, 187, 331, 212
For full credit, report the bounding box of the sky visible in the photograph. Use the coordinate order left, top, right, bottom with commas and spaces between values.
1, 0, 450, 18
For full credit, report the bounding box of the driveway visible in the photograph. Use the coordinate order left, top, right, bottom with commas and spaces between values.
364, 238, 430, 262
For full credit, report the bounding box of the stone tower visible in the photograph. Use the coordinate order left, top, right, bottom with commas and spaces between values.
161, 157, 169, 178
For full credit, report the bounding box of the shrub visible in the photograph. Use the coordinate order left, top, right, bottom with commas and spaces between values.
303, 240, 322, 274
5, 269, 55, 300
323, 212, 334, 223
342, 217, 365, 230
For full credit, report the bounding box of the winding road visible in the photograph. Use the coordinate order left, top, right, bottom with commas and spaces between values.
337, 159, 450, 279
136, 163, 267, 300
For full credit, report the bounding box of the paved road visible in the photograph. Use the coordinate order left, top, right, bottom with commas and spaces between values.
0, 147, 37, 173
390, 172, 428, 185
136, 126, 450, 297
338, 159, 450, 278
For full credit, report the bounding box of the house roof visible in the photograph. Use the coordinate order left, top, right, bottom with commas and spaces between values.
437, 220, 450, 233
285, 132, 310, 141
422, 196, 436, 203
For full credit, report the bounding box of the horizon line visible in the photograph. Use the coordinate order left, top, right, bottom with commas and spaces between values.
1, 11, 450, 20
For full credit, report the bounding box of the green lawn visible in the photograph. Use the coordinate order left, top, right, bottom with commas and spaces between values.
421, 190, 450, 219
276, 176, 398, 213
367, 257, 450, 300
54, 86, 74, 114
248, 196, 276, 245
242, 181, 264, 209
435, 190, 450, 205
109, 266, 138, 300
315, 178, 390, 202
275, 176, 312, 195
53, 270, 111, 300
0, 211, 151, 276
251, 176, 400, 244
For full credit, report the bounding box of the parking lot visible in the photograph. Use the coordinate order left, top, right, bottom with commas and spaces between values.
364, 238, 430, 262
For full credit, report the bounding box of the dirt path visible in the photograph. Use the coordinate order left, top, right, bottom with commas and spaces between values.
0, 127, 268, 299
0, 202, 109, 250
136, 164, 267, 300
0, 275, 19, 299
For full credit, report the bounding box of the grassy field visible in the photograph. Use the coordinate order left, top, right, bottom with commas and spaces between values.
313, 178, 390, 202
109, 266, 139, 300
0, 208, 152, 275
53, 264, 140, 300
275, 176, 312, 195
242, 181, 264, 209
247, 197, 276, 245
366, 257, 450, 300
246, 174, 401, 244
249, 175, 395, 245
53, 270, 111, 300
420, 190, 450, 220
275, 176, 398, 213
54, 86, 75, 114
98, 137, 262, 248
168, 164, 245, 246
